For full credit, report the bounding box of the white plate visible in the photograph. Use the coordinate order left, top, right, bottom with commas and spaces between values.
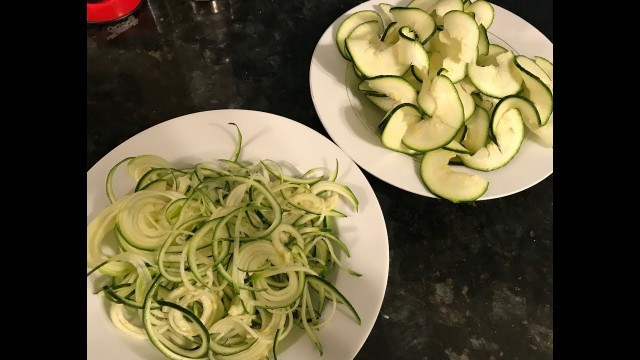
87, 110, 389, 360
309, 0, 553, 199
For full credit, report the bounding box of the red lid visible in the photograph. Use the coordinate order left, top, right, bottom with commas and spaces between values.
87, 0, 143, 24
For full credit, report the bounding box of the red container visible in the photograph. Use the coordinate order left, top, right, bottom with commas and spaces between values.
87, 0, 144, 24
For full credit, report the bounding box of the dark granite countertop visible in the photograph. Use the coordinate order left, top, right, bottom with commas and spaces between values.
87, 0, 553, 358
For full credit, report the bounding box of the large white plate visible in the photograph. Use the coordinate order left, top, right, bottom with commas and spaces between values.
87, 110, 389, 360
309, 0, 553, 199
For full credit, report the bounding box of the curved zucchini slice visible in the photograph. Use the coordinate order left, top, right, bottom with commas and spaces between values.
427, 50, 444, 82
378, 103, 423, 155
346, 25, 415, 78
453, 123, 467, 143
459, 105, 525, 171
378, 3, 395, 27
465, 0, 494, 29
404, 69, 424, 90
514, 57, 553, 126
347, 19, 384, 42
461, 106, 490, 154
420, 148, 489, 203
432, 0, 464, 25
467, 50, 523, 98
477, 24, 489, 56
437, 10, 479, 82
359, 75, 418, 111
454, 81, 476, 121
479, 43, 508, 65
531, 119, 553, 148
402, 75, 465, 151
365, 94, 398, 111
491, 95, 540, 132
408, 0, 439, 11
336, 10, 383, 60
410, 36, 430, 81
443, 139, 471, 154
534, 56, 553, 80
515, 55, 552, 91
440, 10, 478, 62
389, 6, 437, 44
381, 21, 401, 44
417, 78, 436, 116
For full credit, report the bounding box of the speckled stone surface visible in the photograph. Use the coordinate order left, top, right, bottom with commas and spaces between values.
87, 0, 553, 358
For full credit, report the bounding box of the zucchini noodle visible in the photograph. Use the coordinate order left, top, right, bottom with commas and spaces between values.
88, 123, 361, 360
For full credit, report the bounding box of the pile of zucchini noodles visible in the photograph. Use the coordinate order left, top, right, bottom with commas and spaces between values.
87, 124, 361, 360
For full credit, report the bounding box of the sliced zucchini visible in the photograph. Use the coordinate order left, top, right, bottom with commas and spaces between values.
431, 0, 464, 25
465, 0, 494, 29
491, 95, 540, 132
422, 29, 437, 53
439, 10, 478, 61
479, 43, 508, 65
420, 148, 489, 202
439, 58, 467, 83
492, 95, 552, 148
515, 55, 552, 91
359, 75, 418, 111
402, 75, 465, 151
458, 77, 477, 94
381, 21, 401, 44
410, 38, 431, 81
378, 3, 395, 27
346, 24, 415, 78
353, 63, 364, 79
477, 24, 489, 56
403, 69, 424, 91
467, 50, 523, 98
378, 103, 423, 155
472, 92, 496, 113
396, 27, 431, 71
398, 25, 419, 41
443, 139, 471, 154
336, 10, 383, 60
459, 106, 525, 171
358, 80, 397, 110
417, 78, 436, 116
333, 2, 553, 199
365, 94, 398, 111
347, 19, 384, 41
429, 74, 465, 127
389, 6, 437, 44
454, 81, 476, 121
343, 19, 384, 63
449, 155, 463, 164
437, 10, 479, 82
514, 57, 553, 126
453, 123, 467, 143
531, 119, 553, 148
427, 50, 444, 81
534, 56, 553, 80
408, 0, 439, 11
461, 106, 490, 154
